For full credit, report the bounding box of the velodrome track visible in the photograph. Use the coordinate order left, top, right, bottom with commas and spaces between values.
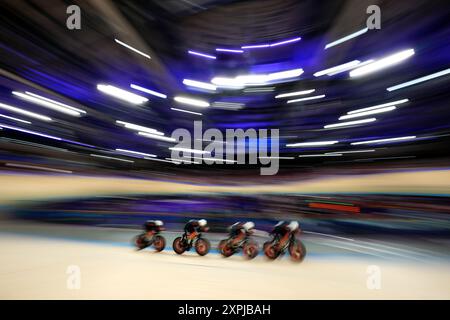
0, 221, 449, 299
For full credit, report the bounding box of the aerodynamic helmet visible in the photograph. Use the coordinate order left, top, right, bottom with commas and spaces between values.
243, 221, 255, 231
288, 221, 299, 231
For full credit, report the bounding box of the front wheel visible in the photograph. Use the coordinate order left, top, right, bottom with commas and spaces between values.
218, 239, 233, 257
243, 241, 259, 259
289, 240, 306, 262
152, 235, 166, 252
173, 236, 186, 254
218, 239, 227, 253
263, 241, 278, 260
195, 238, 210, 256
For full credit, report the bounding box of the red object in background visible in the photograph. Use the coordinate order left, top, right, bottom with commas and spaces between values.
308, 202, 361, 213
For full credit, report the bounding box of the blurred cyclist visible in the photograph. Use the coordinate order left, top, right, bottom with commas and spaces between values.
228, 221, 255, 246
143, 220, 164, 238
270, 220, 300, 246
184, 219, 209, 243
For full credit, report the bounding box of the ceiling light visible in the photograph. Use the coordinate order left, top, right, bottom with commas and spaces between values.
324, 118, 376, 129
97, 84, 148, 104
287, 94, 325, 104
174, 96, 210, 108
350, 49, 415, 77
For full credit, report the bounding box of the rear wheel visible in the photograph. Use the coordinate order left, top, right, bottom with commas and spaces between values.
134, 234, 149, 250
152, 235, 166, 252
173, 237, 186, 254
195, 238, 210, 256
289, 240, 306, 262
243, 241, 259, 259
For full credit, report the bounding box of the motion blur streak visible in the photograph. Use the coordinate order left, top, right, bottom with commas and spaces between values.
0, 0, 449, 300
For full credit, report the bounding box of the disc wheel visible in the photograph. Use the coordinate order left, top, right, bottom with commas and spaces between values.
263, 241, 279, 260
195, 238, 210, 256
221, 243, 234, 257
152, 235, 166, 252
289, 240, 306, 262
243, 241, 259, 259
173, 237, 186, 254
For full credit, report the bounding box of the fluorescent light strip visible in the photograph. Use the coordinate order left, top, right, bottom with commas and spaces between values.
0, 113, 31, 124
213, 101, 244, 106
5, 163, 72, 173
115, 148, 157, 158
188, 50, 216, 59
138, 131, 176, 142
174, 96, 210, 108
347, 99, 409, 114
350, 49, 415, 77
211, 102, 244, 110
90, 154, 134, 163
243, 87, 275, 93
168, 158, 199, 164
259, 156, 295, 160
275, 89, 315, 99
144, 157, 180, 164
124, 124, 163, 135
325, 27, 368, 49
25, 92, 86, 114
287, 94, 325, 104
235, 74, 268, 85
269, 37, 302, 47
299, 153, 343, 157
216, 48, 244, 53
183, 79, 217, 91
267, 68, 303, 81
0, 123, 61, 140
326, 149, 375, 154
327, 60, 374, 76
210, 77, 245, 89
130, 84, 167, 99
12, 92, 81, 117
97, 85, 148, 104
242, 36, 301, 49
339, 106, 396, 120
241, 44, 270, 49
170, 107, 202, 115
324, 118, 376, 129
190, 156, 237, 163
351, 136, 416, 145
114, 39, 151, 59
287, 140, 338, 147
212, 68, 303, 89
169, 147, 210, 155
116, 120, 163, 135
0, 102, 52, 121
314, 60, 361, 77
386, 68, 450, 91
